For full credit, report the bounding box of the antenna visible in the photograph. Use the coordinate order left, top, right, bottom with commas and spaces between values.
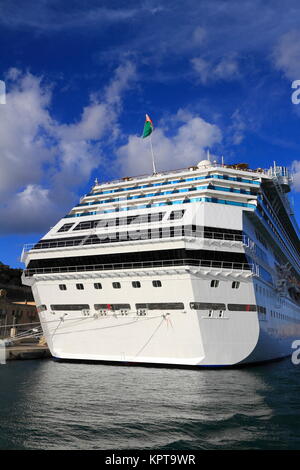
207, 149, 211, 162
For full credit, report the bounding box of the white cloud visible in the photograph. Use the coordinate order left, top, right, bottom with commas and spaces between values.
191, 56, 240, 84
0, 185, 59, 234
55, 103, 112, 142
192, 27, 206, 46
104, 61, 137, 106
0, 72, 53, 197
0, 63, 137, 234
190, 58, 210, 84
116, 109, 222, 176
229, 109, 247, 145
214, 58, 239, 79
273, 30, 300, 80
0, 4, 140, 31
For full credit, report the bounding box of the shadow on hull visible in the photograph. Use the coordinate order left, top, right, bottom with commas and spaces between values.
52, 354, 291, 370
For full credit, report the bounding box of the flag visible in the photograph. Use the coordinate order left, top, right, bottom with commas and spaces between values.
142, 114, 154, 138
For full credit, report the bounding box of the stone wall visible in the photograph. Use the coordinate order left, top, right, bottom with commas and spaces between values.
0, 289, 38, 338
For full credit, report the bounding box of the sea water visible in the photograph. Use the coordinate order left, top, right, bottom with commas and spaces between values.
0, 358, 300, 450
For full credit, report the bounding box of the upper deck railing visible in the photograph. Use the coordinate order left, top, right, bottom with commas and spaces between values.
23, 258, 254, 277
91, 163, 266, 191
22, 229, 245, 253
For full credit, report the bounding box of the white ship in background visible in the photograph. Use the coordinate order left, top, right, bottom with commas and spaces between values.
21, 159, 300, 367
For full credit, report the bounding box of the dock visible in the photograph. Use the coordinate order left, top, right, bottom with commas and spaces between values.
5, 343, 51, 361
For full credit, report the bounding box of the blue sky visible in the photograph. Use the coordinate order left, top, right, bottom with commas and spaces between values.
1, 0, 300, 267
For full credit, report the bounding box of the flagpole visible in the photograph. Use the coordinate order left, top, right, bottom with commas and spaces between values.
149, 134, 157, 174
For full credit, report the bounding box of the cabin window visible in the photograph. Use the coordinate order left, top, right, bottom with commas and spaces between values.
232, 281, 240, 289
76, 283, 84, 290
132, 281, 141, 288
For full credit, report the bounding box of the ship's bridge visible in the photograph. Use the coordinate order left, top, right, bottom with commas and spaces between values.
266, 163, 292, 193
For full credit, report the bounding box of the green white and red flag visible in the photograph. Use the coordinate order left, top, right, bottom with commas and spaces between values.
142, 114, 154, 138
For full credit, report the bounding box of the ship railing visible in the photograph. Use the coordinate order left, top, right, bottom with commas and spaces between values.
92, 163, 267, 188
23, 259, 254, 277
94, 164, 221, 186
22, 230, 245, 253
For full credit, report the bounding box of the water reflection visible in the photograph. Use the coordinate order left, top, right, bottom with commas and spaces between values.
0, 358, 300, 449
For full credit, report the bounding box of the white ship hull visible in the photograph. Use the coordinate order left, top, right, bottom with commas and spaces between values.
27, 270, 300, 367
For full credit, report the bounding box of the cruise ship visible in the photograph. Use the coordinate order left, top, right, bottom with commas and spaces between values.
21, 159, 300, 367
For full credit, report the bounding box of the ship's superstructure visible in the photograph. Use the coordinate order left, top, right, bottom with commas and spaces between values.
21, 160, 300, 366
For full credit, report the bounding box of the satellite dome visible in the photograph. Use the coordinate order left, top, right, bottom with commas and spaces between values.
197, 160, 211, 168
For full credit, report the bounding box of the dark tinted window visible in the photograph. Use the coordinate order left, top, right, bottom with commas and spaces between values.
76, 283, 84, 290
26, 248, 250, 274
73, 213, 165, 231
94, 283, 102, 289
152, 280, 162, 287
57, 223, 74, 232
50, 304, 89, 311
132, 281, 141, 288
190, 302, 226, 310
258, 305, 266, 314
169, 210, 185, 220
94, 304, 130, 311
59, 284, 67, 290
227, 304, 257, 311
112, 282, 121, 289
136, 302, 184, 310
73, 220, 103, 231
